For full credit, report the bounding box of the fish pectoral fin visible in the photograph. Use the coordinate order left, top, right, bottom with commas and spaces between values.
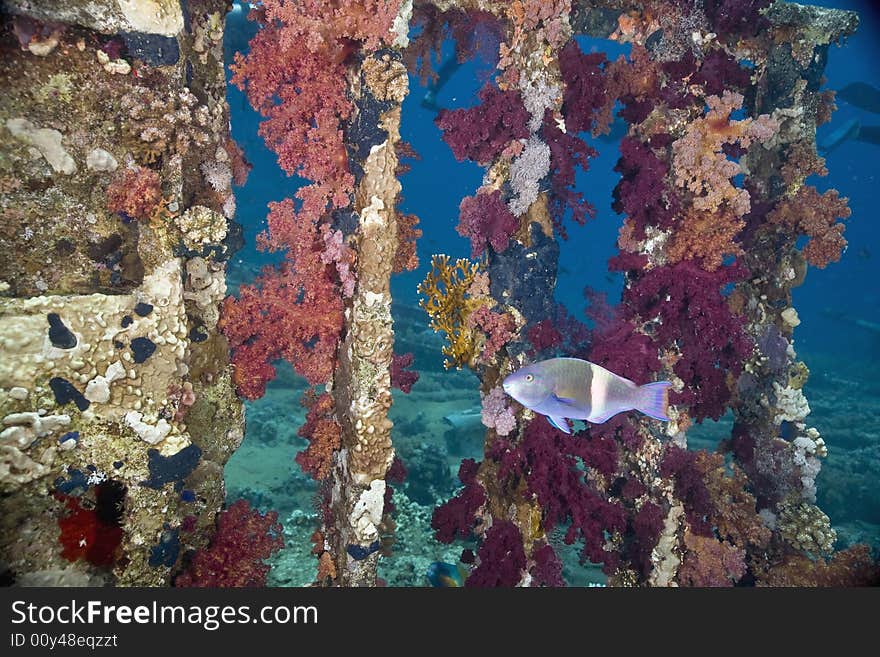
546, 415, 572, 434
552, 394, 579, 406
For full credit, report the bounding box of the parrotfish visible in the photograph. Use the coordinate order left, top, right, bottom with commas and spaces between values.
427, 561, 465, 588
502, 357, 672, 433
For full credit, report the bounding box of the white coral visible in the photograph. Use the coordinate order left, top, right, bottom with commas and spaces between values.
508, 137, 550, 217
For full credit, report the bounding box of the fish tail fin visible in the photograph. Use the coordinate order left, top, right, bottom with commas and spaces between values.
635, 381, 672, 421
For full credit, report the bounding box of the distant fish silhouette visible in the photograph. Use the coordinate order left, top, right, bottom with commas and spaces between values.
838, 82, 880, 114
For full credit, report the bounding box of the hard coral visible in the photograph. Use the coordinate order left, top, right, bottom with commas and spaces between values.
175, 500, 283, 587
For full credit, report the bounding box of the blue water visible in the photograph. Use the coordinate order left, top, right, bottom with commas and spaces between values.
223, 1, 880, 584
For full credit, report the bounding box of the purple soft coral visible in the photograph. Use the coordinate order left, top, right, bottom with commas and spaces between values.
436, 83, 529, 166
620, 260, 752, 420
431, 459, 486, 543
457, 190, 519, 257
466, 521, 526, 587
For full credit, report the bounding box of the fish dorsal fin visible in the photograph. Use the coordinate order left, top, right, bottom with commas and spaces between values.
546, 414, 572, 434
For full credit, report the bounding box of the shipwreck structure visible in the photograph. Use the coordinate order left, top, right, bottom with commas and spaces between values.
1, 0, 875, 587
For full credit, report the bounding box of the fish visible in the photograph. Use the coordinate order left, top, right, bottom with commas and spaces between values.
426, 561, 465, 587
502, 357, 672, 433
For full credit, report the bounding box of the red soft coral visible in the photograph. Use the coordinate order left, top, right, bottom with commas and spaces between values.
175, 500, 283, 587
559, 39, 608, 134
432, 459, 486, 543
466, 520, 526, 587
56, 489, 123, 567
106, 166, 162, 221
220, 202, 344, 400
768, 185, 851, 268
295, 391, 341, 480
619, 260, 752, 420
490, 418, 626, 571
390, 352, 419, 394
541, 110, 597, 237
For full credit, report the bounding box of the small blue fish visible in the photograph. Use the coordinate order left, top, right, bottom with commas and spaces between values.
427, 561, 465, 587
502, 357, 672, 433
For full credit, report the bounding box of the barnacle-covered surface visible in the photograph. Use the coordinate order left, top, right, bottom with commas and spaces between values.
0, 0, 242, 585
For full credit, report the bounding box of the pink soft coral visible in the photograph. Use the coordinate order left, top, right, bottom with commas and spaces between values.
480, 386, 516, 436
671, 91, 777, 216
220, 201, 344, 399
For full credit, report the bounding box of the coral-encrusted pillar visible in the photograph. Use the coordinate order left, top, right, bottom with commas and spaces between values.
330, 52, 409, 587
730, 4, 858, 554
476, 11, 569, 581
0, 0, 243, 585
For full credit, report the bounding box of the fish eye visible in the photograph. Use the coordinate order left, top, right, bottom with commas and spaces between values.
525, 374, 534, 382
